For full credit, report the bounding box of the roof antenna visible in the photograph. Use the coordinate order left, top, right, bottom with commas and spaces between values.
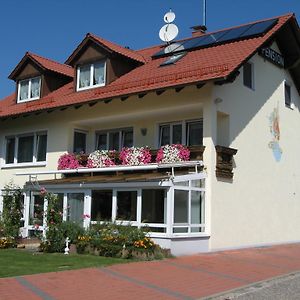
203, 0, 207, 27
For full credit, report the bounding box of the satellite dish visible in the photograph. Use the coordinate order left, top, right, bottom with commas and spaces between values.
164, 11, 176, 23
159, 23, 179, 43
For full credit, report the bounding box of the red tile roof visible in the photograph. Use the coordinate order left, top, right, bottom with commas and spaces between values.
0, 14, 296, 118
9, 52, 74, 80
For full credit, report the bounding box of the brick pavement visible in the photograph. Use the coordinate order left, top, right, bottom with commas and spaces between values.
0, 243, 300, 300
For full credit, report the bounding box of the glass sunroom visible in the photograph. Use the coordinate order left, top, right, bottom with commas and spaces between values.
20, 161, 208, 255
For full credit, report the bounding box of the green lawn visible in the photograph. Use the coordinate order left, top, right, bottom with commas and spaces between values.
0, 249, 126, 278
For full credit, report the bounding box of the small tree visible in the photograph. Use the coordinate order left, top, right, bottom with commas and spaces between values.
2, 183, 23, 239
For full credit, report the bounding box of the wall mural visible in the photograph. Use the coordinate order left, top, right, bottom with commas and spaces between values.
268, 103, 282, 162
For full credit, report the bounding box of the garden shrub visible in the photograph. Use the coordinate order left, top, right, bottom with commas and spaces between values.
1, 183, 23, 239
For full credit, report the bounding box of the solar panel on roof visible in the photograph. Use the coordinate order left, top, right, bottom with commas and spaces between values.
152, 18, 278, 58
160, 52, 186, 66
240, 18, 278, 38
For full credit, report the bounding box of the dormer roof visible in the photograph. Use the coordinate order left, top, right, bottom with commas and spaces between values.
65, 33, 146, 66
9, 52, 74, 81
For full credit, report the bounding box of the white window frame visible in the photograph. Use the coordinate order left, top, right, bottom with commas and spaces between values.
243, 61, 255, 90
158, 119, 203, 147
17, 76, 41, 103
95, 127, 134, 151
76, 61, 106, 91
3, 131, 47, 168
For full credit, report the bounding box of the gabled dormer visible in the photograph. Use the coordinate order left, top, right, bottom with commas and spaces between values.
65, 33, 145, 92
8, 52, 74, 103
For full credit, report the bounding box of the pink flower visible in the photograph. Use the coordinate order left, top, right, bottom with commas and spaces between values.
34, 224, 40, 229
40, 187, 47, 196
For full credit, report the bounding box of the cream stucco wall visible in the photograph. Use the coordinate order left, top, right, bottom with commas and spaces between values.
210, 44, 300, 250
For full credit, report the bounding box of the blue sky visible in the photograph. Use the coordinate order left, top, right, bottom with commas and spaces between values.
0, 0, 300, 99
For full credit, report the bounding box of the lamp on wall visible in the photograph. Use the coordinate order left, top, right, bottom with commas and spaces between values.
214, 97, 223, 104
141, 128, 147, 136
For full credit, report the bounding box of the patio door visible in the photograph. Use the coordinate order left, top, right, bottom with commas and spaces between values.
67, 193, 84, 225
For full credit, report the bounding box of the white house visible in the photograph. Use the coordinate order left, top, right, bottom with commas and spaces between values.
0, 13, 300, 255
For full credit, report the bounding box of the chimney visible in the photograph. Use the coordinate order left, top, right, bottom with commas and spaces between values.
191, 25, 207, 37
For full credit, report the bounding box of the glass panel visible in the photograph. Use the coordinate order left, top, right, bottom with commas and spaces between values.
19, 80, 29, 101
174, 190, 189, 223
116, 191, 137, 221
160, 125, 170, 146
73, 131, 86, 153
122, 130, 133, 148
191, 227, 204, 233
146, 227, 166, 233
174, 181, 189, 187
191, 191, 202, 224
285, 83, 291, 107
67, 193, 84, 225
79, 65, 91, 88
93, 62, 105, 85
188, 121, 203, 146
141, 190, 165, 223
109, 131, 120, 151
91, 190, 112, 221
243, 62, 253, 88
191, 179, 205, 188
173, 227, 188, 233
5, 137, 15, 164
29, 195, 44, 226
172, 124, 182, 144
30, 77, 41, 98
96, 133, 107, 150
17, 135, 34, 163
36, 133, 47, 161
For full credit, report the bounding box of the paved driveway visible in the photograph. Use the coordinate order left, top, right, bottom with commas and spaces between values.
1, 243, 300, 300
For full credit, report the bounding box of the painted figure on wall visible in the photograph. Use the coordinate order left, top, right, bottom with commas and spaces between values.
268, 103, 282, 162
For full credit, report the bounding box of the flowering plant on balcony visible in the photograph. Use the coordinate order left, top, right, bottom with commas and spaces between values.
58, 153, 82, 170
119, 147, 152, 166
156, 144, 190, 164
87, 150, 116, 168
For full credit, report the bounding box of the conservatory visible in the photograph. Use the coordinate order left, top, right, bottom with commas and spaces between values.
18, 161, 208, 255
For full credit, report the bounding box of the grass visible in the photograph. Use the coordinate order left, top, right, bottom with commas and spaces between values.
0, 249, 126, 278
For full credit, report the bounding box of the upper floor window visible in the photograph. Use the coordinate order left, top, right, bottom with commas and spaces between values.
17, 77, 41, 103
243, 62, 254, 89
159, 120, 203, 147
284, 82, 292, 108
4, 131, 47, 165
96, 128, 133, 151
77, 61, 106, 91
73, 130, 87, 153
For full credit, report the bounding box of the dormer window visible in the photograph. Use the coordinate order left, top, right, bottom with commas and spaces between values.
17, 76, 41, 103
77, 61, 106, 91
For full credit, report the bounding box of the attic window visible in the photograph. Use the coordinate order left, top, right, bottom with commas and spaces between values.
17, 76, 41, 103
77, 61, 106, 91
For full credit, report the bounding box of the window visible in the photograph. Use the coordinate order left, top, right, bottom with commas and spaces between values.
73, 131, 87, 153
116, 191, 137, 221
141, 190, 165, 224
67, 193, 84, 224
77, 61, 106, 91
285, 82, 292, 108
17, 77, 41, 103
159, 120, 203, 147
243, 62, 254, 89
96, 128, 133, 151
4, 132, 47, 165
29, 194, 44, 226
91, 190, 112, 221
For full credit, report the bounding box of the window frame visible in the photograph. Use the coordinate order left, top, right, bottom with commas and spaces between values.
17, 76, 41, 103
95, 127, 134, 151
158, 119, 203, 147
3, 131, 47, 167
243, 61, 254, 90
76, 61, 106, 91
